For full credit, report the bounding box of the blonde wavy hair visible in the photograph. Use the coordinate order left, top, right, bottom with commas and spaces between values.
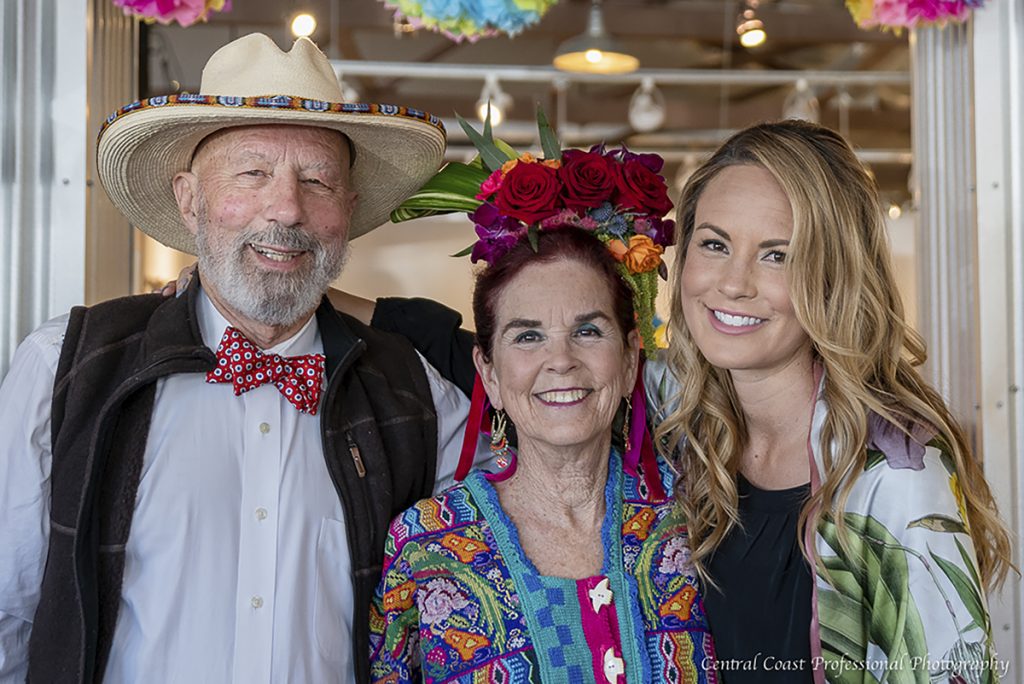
655, 119, 1013, 589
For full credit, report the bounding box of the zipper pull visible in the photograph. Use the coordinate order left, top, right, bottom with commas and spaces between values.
346, 432, 366, 478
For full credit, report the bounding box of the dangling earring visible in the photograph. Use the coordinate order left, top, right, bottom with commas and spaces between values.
622, 396, 632, 454
490, 409, 510, 465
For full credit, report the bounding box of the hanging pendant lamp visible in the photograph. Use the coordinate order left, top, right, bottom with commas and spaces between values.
553, 0, 639, 74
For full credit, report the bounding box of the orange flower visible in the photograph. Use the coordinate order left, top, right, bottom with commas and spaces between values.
501, 152, 537, 176
623, 235, 664, 273
541, 159, 562, 170
606, 238, 629, 262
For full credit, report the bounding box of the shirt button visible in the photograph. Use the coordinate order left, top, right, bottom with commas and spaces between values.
603, 648, 624, 682
589, 577, 613, 612
259, 422, 270, 434
251, 596, 263, 609
255, 507, 268, 521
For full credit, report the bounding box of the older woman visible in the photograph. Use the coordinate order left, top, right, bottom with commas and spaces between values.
368, 226, 714, 683
356, 121, 1013, 682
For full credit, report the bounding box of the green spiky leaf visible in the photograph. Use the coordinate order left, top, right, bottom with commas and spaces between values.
536, 105, 561, 161
527, 224, 539, 252
456, 112, 514, 172
482, 102, 493, 141
451, 243, 475, 258
930, 547, 989, 637
906, 514, 969, 535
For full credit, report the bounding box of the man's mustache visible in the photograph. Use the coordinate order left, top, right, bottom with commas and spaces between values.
235, 224, 323, 253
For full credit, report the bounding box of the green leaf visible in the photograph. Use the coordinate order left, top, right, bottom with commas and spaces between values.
906, 514, 968, 534
930, 547, 989, 637
482, 101, 493, 141
817, 513, 930, 682
818, 588, 868, 662
536, 105, 561, 161
817, 555, 864, 603
451, 244, 475, 258
954, 536, 984, 593
456, 112, 514, 172
389, 161, 489, 223
960, 619, 980, 634
494, 138, 519, 160
527, 224, 539, 252
865, 449, 886, 471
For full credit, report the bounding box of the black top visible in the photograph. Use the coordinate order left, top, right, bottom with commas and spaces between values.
703, 474, 814, 683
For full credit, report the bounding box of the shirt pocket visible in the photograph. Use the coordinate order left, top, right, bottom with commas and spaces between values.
313, 517, 352, 664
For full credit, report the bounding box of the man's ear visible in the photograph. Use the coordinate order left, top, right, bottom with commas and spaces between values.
472, 346, 502, 411
172, 171, 200, 237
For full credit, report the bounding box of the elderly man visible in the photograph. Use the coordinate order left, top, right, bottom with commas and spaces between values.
0, 34, 470, 683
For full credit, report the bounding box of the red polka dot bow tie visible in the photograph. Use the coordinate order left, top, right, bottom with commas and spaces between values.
206, 327, 326, 415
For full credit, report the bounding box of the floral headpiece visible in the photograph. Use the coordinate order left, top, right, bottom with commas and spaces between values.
391, 108, 675, 358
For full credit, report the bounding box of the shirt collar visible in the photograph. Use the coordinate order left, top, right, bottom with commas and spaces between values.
197, 285, 322, 357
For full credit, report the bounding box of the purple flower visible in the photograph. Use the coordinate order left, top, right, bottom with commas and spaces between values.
418, 578, 470, 625
604, 145, 664, 173
867, 412, 937, 470
658, 537, 693, 575
469, 203, 525, 264
635, 217, 676, 247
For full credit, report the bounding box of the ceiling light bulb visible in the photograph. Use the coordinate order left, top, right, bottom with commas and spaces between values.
783, 78, 820, 123
291, 13, 317, 38
736, 5, 766, 49
628, 77, 666, 133
477, 101, 504, 127
476, 75, 512, 126
553, 0, 639, 74
739, 27, 766, 48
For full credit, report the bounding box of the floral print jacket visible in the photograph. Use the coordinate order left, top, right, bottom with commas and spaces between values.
646, 360, 1000, 684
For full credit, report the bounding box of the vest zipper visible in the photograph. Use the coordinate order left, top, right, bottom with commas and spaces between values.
346, 432, 366, 478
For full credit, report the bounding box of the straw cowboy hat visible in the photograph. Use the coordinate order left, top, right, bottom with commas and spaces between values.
97, 32, 446, 255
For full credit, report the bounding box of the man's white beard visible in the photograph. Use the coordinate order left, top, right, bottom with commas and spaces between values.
195, 208, 350, 328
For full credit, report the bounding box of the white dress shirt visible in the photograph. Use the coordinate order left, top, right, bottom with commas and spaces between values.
0, 289, 472, 683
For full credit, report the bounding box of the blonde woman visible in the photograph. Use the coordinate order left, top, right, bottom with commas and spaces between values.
649, 119, 1013, 682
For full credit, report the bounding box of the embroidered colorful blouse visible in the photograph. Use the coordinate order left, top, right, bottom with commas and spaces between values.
369, 451, 717, 683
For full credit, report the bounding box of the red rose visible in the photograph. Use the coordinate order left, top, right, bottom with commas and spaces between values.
558, 151, 616, 212
615, 159, 673, 217
494, 161, 563, 225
